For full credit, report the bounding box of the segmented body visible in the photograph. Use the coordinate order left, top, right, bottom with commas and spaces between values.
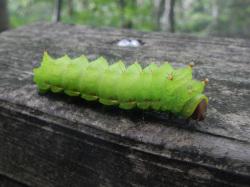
33, 52, 208, 120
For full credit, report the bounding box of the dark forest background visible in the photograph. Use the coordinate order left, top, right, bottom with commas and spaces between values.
1, 0, 250, 38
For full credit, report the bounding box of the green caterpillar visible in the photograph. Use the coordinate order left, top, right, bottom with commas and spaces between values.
33, 52, 208, 121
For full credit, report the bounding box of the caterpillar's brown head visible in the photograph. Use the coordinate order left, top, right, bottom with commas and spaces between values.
191, 99, 207, 121
191, 78, 209, 121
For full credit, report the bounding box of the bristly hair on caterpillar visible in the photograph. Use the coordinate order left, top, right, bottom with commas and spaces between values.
33, 52, 209, 121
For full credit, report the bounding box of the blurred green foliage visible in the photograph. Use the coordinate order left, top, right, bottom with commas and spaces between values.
175, 0, 250, 37
9, 0, 53, 26
62, 0, 156, 31
8, 0, 250, 38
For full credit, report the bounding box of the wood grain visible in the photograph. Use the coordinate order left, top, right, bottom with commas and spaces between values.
0, 23, 250, 186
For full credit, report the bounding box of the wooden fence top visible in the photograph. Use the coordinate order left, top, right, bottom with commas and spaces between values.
0, 23, 250, 186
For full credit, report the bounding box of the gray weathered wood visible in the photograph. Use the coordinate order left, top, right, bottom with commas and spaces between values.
0, 175, 27, 187
0, 23, 250, 186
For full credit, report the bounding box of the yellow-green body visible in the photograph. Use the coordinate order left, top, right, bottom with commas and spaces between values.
33, 52, 208, 119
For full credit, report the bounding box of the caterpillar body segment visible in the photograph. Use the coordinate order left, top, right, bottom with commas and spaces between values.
33, 52, 208, 121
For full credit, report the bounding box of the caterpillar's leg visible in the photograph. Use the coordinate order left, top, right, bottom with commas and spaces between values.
64, 90, 80, 96
137, 102, 150, 110
99, 98, 118, 106
51, 86, 63, 93
81, 93, 98, 101
119, 101, 136, 110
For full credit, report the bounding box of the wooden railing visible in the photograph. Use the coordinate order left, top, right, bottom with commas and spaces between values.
0, 23, 250, 186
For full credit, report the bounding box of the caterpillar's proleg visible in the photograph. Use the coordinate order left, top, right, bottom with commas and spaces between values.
33, 52, 208, 121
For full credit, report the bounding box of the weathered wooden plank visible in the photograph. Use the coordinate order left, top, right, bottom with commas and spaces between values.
0, 175, 28, 187
0, 23, 250, 186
